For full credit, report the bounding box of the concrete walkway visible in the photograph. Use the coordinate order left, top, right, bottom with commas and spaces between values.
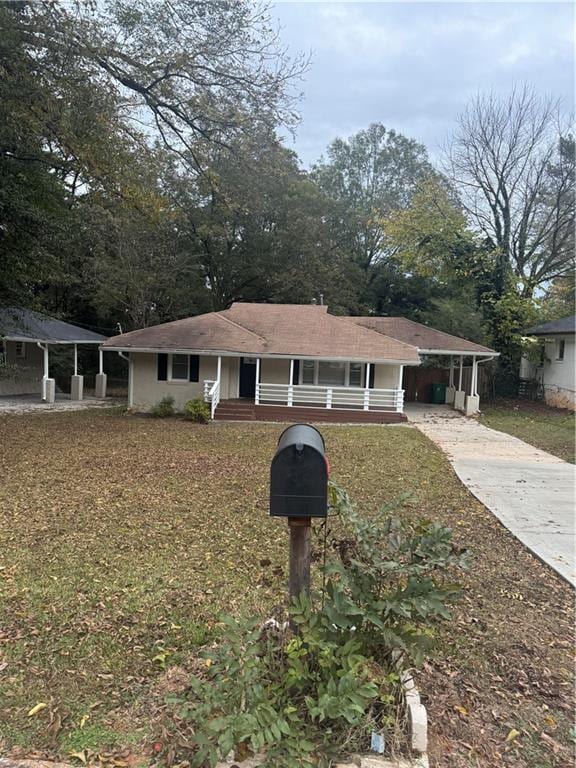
406, 404, 576, 586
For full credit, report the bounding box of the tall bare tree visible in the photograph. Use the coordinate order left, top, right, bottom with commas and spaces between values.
447, 87, 574, 298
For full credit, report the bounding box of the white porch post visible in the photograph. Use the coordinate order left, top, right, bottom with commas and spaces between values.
217, 355, 222, 382
70, 343, 84, 401
449, 356, 454, 388
458, 355, 463, 390
288, 359, 294, 406
95, 347, 107, 398
255, 357, 260, 405
364, 363, 371, 411
396, 365, 404, 413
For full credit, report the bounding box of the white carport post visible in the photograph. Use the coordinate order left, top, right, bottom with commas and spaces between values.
95, 347, 107, 398
70, 343, 84, 401
465, 355, 480, 416
454, 354, 466, 411
37, 342, 55, 403
446, 356, 456, 404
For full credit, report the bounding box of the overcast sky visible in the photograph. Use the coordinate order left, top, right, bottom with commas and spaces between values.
271, 1, 574, 167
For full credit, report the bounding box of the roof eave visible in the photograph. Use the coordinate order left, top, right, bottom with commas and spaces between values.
101, 344, 420, 365
418, 348, 499, 357
3, 335, 105, 344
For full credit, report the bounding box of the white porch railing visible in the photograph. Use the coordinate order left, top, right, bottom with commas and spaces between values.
256, 383, 404, 413
203, 379, 221, 419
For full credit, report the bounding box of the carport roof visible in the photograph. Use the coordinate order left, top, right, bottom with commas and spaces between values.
0, 307, 107, 344
348, 316, 498, 355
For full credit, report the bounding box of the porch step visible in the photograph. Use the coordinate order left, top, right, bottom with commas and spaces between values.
213, 400, 406, 424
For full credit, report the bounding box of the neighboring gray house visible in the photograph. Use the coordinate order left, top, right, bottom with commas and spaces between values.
522, 316, 576, 411
0, 307, 107, 402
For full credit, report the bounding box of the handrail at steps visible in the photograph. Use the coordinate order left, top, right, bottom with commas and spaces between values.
203, 379, 221, 419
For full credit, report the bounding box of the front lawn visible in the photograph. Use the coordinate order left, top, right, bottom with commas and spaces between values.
0, 410, 573, 768
480, 399, 575, 463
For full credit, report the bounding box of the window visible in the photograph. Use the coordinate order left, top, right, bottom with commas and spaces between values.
15, 341, 26, 358
299, 361, 366, 387
302, 360, 315, 384
170, 354, 189, 380
318, 361, 346, 386
349, 363, 363, 387
556, 339, 565, 361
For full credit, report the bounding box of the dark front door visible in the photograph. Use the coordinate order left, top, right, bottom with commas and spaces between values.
239, 357, 257, 398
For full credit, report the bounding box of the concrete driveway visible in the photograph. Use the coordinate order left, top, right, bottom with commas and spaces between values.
0, 394, 115, 415
406, 404, 575, 586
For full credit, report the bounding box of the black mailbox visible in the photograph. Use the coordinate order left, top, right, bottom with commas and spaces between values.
270, 424, 328, 518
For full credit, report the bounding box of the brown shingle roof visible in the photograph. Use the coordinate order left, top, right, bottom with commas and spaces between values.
103, 303, 420, 363
348, 317, 497, 355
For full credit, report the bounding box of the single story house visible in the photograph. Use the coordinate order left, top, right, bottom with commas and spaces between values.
0, 307, 107, 403
522, 316, 575, 411
102, 303, 497, 422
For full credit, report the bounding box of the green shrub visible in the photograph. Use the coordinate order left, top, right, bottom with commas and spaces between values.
170, 483, 468, 767
150, 395, 175, 418
184, 397, 211, 423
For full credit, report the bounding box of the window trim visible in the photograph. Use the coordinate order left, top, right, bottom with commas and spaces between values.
299, 360, 366, 387
15, 341, 26, 359
555, 339, 565, 362
168, 353, 190, 382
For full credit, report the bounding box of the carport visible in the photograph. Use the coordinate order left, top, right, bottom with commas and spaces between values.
0, 307, 108, 403
349, 317, 499, 415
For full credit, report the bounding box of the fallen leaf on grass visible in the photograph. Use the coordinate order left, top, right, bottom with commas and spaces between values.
27, 702, 47, 717
505, 728, 520, 742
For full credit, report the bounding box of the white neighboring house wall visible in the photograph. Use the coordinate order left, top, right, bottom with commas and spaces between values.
540, 335, 575, 411
128, 351, 403, 412
0, 340, 44, 396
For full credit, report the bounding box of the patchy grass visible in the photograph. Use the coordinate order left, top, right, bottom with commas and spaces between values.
480, 399, 575, 463
0, 410, 573, 768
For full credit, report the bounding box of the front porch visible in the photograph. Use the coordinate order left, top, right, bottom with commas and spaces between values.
202, 357, 406, 422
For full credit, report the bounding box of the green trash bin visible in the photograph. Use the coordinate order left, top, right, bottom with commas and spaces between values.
431, 382, 447, 404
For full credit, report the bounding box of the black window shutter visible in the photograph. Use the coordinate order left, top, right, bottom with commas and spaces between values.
157, 353, 168, 381
292, 360, 300, 384
189, 355, 199, 382
365, 364, 375, 388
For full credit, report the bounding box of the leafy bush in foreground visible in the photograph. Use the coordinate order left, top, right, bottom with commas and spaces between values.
150, 395, 175, 418
184, 397, 211, 423
173, 483, 468, 767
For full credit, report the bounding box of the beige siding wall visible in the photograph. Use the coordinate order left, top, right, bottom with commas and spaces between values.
131, 353, 211, 410
0, 341, 44, 395
260, 358, 291, 384
374, 364, 401, 389
129, 353, 406, 411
